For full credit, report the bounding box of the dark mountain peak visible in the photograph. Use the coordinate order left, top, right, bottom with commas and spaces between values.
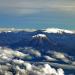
29, 34, 56, 50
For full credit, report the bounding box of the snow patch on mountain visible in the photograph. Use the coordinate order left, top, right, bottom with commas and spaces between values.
44, 28, 74, 34
32, 34, 47, 38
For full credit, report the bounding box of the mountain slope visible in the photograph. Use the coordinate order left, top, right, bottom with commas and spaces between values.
0, 28, 75, 54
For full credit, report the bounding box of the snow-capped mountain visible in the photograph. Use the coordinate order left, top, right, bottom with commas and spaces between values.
0, 28, 75, 75
0, 28, 75, 53
29, 34, 57, 50
43, 28, 74, 34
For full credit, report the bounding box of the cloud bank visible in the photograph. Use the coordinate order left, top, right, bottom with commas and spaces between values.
0, 47, 65, 75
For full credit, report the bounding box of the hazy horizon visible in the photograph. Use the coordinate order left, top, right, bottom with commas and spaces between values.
0, 0, 75, 30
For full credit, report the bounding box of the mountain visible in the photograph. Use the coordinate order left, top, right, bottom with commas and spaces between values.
0, 28, 75, 75
30, 34, 51, 50
0, 28, 75, 54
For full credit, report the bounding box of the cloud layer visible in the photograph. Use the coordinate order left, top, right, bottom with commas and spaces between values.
0, 0, 75, 15
0, 47, 65, 75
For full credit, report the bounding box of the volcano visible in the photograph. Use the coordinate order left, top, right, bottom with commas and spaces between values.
29, 34, 57, 50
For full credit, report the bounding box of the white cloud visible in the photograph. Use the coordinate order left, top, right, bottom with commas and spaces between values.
44, 55, 57, 61
41, 64, 64, 75
13, 59, 25, 65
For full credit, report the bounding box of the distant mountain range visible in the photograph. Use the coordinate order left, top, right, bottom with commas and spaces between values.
0, 28, 75, 55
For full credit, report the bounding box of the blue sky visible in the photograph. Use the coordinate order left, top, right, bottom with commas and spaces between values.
0, 0, 75, 29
